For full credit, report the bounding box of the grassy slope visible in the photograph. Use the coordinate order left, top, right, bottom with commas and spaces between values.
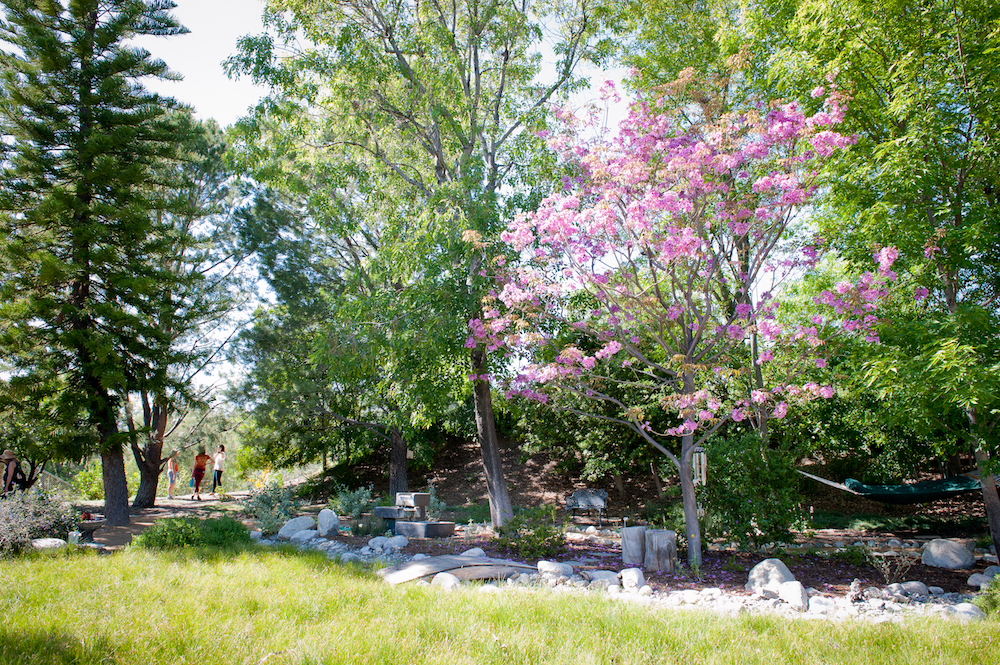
2, 548, 998, 665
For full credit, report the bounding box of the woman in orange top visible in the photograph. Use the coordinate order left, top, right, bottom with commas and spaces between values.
191, 447, 211, 501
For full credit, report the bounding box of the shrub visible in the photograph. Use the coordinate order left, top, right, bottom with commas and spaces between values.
330, 485, 374, 519
243, 482, 298, 535
974, 575, 1000, 617
496, 505, 566, 560
698, 430, 807, 549
0, 490, 80, 557
350, 515, 387, 537
133, 516, 252, 550
426, 483, 445, 521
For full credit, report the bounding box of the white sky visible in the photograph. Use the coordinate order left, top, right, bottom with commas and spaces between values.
135, 0, 269, 127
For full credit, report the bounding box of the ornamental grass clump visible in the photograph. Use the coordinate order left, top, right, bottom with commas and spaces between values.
0, 489, 79, 557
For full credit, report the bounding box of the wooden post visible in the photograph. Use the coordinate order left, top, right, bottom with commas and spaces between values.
644, 529, 677, 573
621, 525, 647, 566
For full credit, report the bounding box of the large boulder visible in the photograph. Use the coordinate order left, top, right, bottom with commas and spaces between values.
317, 509, 340, 537
32, 538, 67, 551
431, 572, 461, 590
921, 539, 975, 569
745, 558, 796, 596
277, 516, 317, 541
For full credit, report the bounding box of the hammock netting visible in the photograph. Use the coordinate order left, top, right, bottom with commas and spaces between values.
842, 475, 982, 505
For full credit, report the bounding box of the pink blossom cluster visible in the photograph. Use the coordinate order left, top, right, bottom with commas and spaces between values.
467, 77, 894, 440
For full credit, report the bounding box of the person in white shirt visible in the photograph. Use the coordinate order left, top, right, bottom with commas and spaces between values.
210, 445, 226, 495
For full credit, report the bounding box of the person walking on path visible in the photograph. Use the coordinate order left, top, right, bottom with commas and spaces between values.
165, 451, 179, 499
210, 445, 226, 496
191, 447, 211, 500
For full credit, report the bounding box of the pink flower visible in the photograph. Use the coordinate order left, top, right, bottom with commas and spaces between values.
819, 386, 835, 398
732, 408, 745, 422
772, 402, 788, 419
914, 286, 929, 301
815, 358, 827, 368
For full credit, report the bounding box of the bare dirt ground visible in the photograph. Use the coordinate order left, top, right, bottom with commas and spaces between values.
84, 437, 995, 596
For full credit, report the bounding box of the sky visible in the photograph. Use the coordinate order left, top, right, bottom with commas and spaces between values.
135, 0, 270, 127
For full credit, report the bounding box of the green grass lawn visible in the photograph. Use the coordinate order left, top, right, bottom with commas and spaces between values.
2, 546, 998, 665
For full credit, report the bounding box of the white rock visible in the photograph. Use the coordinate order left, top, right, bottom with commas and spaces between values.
317, 509, 340, 537
745, 558, 796, 596
921, 539, 975, 569
368, 536, 389, 549
885, 583, 904, 596
950, 602, 986, 622
249, 531, 262, 541
277, 516, 317, 541
585, 526, 598, 535
290, 529, 318, 544
412, 553, 428, 561
808, 596, 838, 615
900, 581, 929, 596
581, 570, 619, 583
927, 586, 945, 595
479, 584, 502, 594
339, 552, 360, 564
983, 565, 1000, 579
967, 573, 994, 589
360, 546, 372, 555
537, 560, 574, 577
431, 572, 461, 590
887, 539, 902, 548
31, 538, 66, 550
461, 547, 486, 558
675, 589, 702, 604
385, 535, 409, 550
620, 568, 645, 590
638, 585, 653, 596
778, 580, 809, 612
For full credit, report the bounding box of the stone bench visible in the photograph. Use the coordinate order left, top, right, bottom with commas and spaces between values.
566, 488, 608, 525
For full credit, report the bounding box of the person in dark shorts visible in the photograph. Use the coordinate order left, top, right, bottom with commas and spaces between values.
191, 447, 211, 500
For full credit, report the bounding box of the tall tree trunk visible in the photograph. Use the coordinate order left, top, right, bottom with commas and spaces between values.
470, 348, 513, 527
131, 399, 167, 509
677, 431, 702, 568
388, 428, 408, 500
968, 409, 1000, 555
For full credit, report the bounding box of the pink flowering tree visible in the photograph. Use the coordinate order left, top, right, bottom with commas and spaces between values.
467, 73, 896, 566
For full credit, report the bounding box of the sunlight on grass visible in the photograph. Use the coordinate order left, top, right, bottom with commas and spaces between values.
1, 546, 998, 664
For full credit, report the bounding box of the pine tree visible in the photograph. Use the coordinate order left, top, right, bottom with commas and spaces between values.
0, 0, 193, 524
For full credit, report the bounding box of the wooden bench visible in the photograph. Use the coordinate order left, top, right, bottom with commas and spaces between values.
566, 488, 609, 526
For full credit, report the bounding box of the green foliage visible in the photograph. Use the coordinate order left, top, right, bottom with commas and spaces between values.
350, 515, 387, 538
425, 483, 445, 521
0, 490, 79, 557
974, 576, 1000, 617
243, 483, 299, 536
133, 516, 252, 550
831, 546, 870, 568
495, 505, 567, 560
641, 495, 685, 533
330, 485, 375, 520
70, 460, 140, 501
698, 430, 806, 549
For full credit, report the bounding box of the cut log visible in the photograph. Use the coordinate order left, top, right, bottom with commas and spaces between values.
621, 525, 647, 566
644, 529, 677, 573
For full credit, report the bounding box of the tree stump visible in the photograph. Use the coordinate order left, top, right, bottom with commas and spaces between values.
644, 529, 677, 573
621, 525, 647, 566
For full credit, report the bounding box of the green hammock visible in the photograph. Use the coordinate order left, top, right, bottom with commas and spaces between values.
797, 469, 982, 505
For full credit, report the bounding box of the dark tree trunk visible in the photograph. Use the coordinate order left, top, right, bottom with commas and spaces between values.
388, 428, 408, 499
101, 448, 130, 526
470, 348, 513, 527
132, 399, 167, 509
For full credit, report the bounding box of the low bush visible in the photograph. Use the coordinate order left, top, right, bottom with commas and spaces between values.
133, 516, 252, 550
71, 459, 140, 500
244, 482, 298, 535
496, 505, 566, 560
350, 514, 387, 537
0, 489, 79, 557
330, 484, 374, 519
974, 575, 1000, 617
699, 430, 807, 549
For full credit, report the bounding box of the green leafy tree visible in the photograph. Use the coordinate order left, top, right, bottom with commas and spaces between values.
227, 0, 608, 525
0, 0, 192, 524
733, 0, 1000, 554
